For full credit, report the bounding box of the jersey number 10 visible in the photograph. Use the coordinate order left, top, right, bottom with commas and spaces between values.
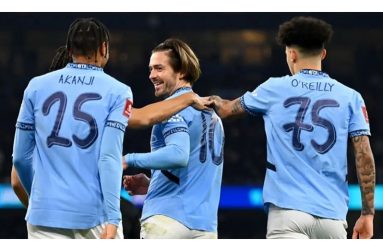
199, 111, 224, 165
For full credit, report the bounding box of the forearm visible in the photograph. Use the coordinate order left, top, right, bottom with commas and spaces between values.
352, 136, 375, 215
11, 166, 29, 208
126, 144, 189, 170
128, 93, 195, 129
98, 127, 124, 226
12, 129, 35, 195
211, 96, 244, 119
99, 159, 122, 226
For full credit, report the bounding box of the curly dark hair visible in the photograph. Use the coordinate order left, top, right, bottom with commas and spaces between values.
277, 16, 333, 55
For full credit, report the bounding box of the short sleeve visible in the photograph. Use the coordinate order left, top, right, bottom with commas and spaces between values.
162, 113, 189, 139
16, 84, 35, 130
240, 79, 272, 116
349, 91, 371, 137
105, 87, 133, 132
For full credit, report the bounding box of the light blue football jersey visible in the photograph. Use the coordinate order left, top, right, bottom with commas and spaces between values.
127, 87, 224, 232
14, 63, 132, 229
241, 69, 370, 220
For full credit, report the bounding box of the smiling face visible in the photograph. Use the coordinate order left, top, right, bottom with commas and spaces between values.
149, 50, 184, 98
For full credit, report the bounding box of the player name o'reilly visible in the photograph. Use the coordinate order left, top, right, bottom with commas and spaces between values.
58, 75, 95, 86
291, 79, 334, 92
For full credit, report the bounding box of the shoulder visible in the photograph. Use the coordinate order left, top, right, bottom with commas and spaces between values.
103, 73, 131, 90
329, 77, 363, 99
268, 75, 291, 83
102, 73, 133, 99
162, 108, 195, 127
29, 71, 53, 82
270, 75, 295, 86
255, 76, 289, 90
25, 70, 60, 92
245, 76, 287, 97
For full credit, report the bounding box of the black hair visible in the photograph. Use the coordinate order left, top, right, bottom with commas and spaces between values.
48, 17, 110, 72
277, 16, 333, 55
49, 46, 71, 72
152, 38, 201, 84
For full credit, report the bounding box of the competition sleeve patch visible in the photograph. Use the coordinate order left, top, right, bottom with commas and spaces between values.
16, 122, 35, 131
163, 127, 189, 138
106, 120, 126, 132
123, 99, 133, 118
362, 106, 369, 124
349, 129, 370, 138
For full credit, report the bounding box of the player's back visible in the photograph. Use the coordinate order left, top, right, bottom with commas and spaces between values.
143, 88, 224, 232
244, 69, 370, 220
23, 63, 131, 229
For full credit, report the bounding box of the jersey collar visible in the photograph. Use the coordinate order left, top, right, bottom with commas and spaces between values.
169, 86, 193, 97
67, 63, 104, 71
300, 69, 329, 78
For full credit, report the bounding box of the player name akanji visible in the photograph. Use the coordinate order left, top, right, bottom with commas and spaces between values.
291, 79, 334, 92
58, 75, 95, 86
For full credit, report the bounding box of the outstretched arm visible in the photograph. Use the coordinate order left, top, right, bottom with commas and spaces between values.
351, 135, 375, 239
209, 96, 245, 119
125, 125, 190, 170
11, 166, 29, 208
128, 92, 211, 129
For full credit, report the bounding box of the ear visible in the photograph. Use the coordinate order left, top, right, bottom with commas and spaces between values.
321, 49, 327, 60
100, 42, 108, 58
289, 48, 298, 63
178, 72, 186, 80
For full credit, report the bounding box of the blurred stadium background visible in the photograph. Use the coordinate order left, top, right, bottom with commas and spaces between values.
0, 13, 382, 239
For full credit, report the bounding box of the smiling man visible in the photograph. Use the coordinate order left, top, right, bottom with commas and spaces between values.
123, 38, 225, 239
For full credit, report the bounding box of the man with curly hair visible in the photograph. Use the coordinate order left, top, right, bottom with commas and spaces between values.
210, 16, 375, 239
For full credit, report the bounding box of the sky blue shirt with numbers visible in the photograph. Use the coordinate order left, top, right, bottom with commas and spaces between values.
13, 63, 132, 229
240, 69, 370, 220
126, 87, 224, 232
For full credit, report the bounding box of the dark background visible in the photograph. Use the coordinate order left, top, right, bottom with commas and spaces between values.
0, 13, 381, 239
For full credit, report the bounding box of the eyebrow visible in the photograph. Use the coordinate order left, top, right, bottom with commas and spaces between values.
149, 64, 164, 69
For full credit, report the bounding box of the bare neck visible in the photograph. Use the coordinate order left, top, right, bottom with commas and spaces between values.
294, 58, 322, 74
169, 82, 192, 96
72, 55, 103, 67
